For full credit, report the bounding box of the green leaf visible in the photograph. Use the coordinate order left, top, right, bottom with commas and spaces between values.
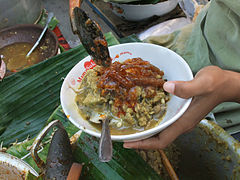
0, 32, 119, 147
37, 9, 59, 30
75, 133, 161, 180
7, 105, 162, 179
25, 171, 37, 180
2, 33, 162, 180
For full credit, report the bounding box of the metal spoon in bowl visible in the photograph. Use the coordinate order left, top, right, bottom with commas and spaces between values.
98, 115, 112, 162
70, 5, 113, 162
90, 114, 112, 162
26, 12, 54, 58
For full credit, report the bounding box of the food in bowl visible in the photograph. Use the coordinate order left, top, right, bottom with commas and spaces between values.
0, 163, 26, 179
60, 42, 193, 141
75, 57, 170, 135
0, 42, 42, 72
0, 24, 59, 76
0, 152, 38, 179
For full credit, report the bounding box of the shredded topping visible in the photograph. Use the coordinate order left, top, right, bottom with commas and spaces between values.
97, 58, 166, 116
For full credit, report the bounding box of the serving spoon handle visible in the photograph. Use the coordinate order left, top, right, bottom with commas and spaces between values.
99, 117, 112, 162
26, 12, 54, 57
0, 55, 6, 80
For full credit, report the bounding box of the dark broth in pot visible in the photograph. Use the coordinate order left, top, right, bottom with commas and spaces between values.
0, 163, 25, 180
0, 42, 41, 73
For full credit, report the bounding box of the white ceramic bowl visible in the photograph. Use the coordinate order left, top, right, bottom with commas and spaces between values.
60, 42, 193, 142
108, 0, 178, 21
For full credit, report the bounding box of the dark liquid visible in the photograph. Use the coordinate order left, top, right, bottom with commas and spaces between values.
0, 42, 41, 72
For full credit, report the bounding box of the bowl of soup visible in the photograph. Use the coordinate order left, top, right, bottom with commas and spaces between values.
0, 152, 38, 179
108, 0, 178, 21
0, 24, 58, 76
60, 42, 193, 142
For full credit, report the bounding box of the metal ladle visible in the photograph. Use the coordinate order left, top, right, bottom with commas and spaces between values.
26, 12, 54, 57
70, 2, 113, 162
71, 7, 111, 67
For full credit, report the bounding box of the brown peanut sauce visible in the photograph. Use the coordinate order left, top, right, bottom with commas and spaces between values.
75, 57, 169, 135
97, 58, 165, 117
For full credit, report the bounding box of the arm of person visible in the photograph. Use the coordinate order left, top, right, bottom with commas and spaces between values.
124, 66, 240, 150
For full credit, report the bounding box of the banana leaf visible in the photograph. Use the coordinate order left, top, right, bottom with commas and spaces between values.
37, 9, 59, 31
25, 171, 37, 180
7, 106, 161, 179
0, 32, 119, 147
3, 32, 162, 179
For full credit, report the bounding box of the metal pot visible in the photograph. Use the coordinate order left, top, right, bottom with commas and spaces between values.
0, 152, 39, 179
0, 0, 42, 29
174, 119, 240, 179
31, 120, 82, 179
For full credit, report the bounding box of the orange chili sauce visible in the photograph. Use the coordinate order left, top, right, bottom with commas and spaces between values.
97, 58, 165, 117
